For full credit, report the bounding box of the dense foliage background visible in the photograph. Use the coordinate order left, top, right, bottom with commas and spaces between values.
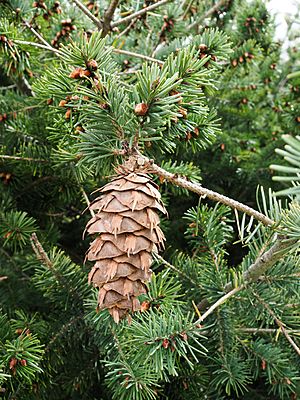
0, 1, 300, 399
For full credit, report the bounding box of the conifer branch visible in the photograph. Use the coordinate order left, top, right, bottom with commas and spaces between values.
111, 0, 169, 28
188, 0, 228, 30
197, 236, 293, 311
30, 233, 52, 269
252, 291, 300, 357
196, 285, 245, 324
14, 40, 63, 56
154, 254, 201, 288
113, 48, 164, 64
22, 20, 53, 50
137, 153, 274, 226
0, 155, 48, 162
72, 0, 102, 29
102, 0, 119, 36
239, 328, 300, 335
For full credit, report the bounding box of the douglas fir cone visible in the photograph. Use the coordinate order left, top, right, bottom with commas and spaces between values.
84, 158, 166, 323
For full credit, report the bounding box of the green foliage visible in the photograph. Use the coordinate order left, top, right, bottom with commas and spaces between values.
0, 0, 300, 399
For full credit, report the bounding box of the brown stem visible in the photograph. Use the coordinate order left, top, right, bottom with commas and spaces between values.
72, 0, 102, 29
111, 0, 169, 28
102, 0, 119, 37
252, 291, 300, 357
30, 233, 52, 268
113, 48, 164, 65
197, 236, 293, 311
137, 153, 274, 226
188, 0, 228, 30
0, 155, 48, 162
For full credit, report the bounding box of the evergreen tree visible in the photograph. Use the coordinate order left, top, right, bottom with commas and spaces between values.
0, 1, 300, 399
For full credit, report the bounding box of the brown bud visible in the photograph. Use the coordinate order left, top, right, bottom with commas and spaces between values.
261, 359, 266, 370
241, 98, 248, 104
185, 131, 192, 141
15, 328, 23, 335
239, 56, 244, 63
193, 127, 199, 137
79, 69, 91, 78
178, 107, 188, 119
87, 59, 98, 71
270, 63, 276, 70
198, 43, 208, 52
69, 67, 83, 79
20, 359, 27, 367
9, 358, 17, 370
59, 99, 67, 107
65, 108, 71, 119
162, 338, 169, 349
47, 98, 53, 105
141, 301, 150, 312
220, 143, 225, 151
134, 103, 149, 116
75, 125, 83, 133
231, 59, 238, 67
295, 116, 300, 123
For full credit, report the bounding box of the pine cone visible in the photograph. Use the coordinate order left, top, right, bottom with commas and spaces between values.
85, 160, 166, 323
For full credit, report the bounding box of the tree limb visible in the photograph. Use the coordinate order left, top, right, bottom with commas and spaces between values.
111, 0, 169, 28
137, 153, 274, 226
113, 48, 164, 65
252, 291, 300, 357
72, 0, 102, 29
188, 0, 228, 30
197, 236, 293, 310
102, 0, 119, 36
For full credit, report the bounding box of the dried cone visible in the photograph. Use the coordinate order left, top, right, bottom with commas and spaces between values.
85, 158, 166, 323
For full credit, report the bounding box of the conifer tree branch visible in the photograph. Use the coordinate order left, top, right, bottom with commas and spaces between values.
154, 254, 201, 288
14, 40, 63, 55
30, 233, 52, 269
0, 155, 48, 162
102, 0, 119, 36
113, 48, 164, 64
22, 20, 53, 50
197, 236, 293, 311
252, 291, 300, 357
239, 327, 300, 335
111, 0, 169, 28
196, 285, 245, 323
188, 0, 228, 30
137, 154, 274, 226
72, 0, 102, 29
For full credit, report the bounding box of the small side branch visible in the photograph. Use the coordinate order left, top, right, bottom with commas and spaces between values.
113, 48, 164, 65
196, 285, 244, 324
0, 155, 48, 163
111, 0, 169, 28
253, 291, 300, 357
72, 0, 102, 29
188, 0, 227, 30
197, 236, 293, 311
102, 0, 120, 36
23, 20, 53, 50
138, 153, 274, 226
30, 233, 52, 269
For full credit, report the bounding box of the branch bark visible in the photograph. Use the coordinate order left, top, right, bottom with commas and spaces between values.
111, 0, 169, 28
102, 0, 119, 36
72, 0, 102, 29
137, 153, 274, 226
188, 0, 228, 30
197, 236, 293, 311
113, 48, 164, 65
253, 291, 300, 357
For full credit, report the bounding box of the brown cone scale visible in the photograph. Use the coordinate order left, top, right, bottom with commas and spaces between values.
85, 159, 166, 323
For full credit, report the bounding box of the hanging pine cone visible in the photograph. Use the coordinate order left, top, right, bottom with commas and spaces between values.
84, 157, 166, 323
